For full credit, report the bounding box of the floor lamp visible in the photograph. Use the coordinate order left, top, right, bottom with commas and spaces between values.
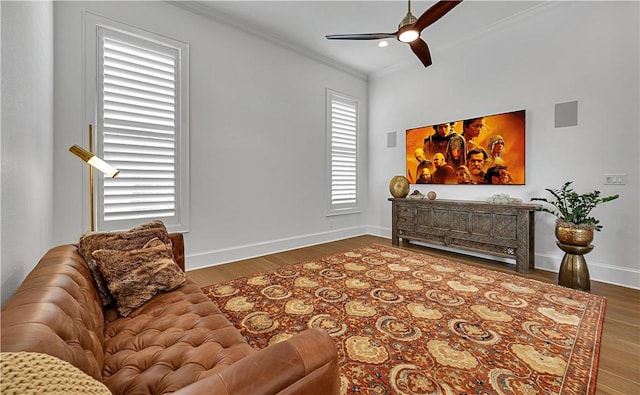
69, 125, 119, 232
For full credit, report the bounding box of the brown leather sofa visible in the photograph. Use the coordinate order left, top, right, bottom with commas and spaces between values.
1, 234, 340, 394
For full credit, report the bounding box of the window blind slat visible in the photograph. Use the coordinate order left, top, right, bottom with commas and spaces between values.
104, 92, 174, 112
104, 64, 175, 89
104, 39, 175, 67
104, 102, 175, 121
104, 85, 175, 105
104, 121, 174, 136
104, 136, 175, 148
104, 78, 175, 98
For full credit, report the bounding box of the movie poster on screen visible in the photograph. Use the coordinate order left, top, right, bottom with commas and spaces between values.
406, 109, 525, 185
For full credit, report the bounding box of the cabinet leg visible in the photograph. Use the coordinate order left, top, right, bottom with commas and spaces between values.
515, 250, 529, 274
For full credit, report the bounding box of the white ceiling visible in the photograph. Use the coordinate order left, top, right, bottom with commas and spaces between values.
170, 1, 548, 78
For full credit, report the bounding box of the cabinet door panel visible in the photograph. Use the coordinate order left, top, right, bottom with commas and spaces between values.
450, 210, 471, 233
471, 212, 493, 235
432, 209, 450, 229
494, 214, 517, 239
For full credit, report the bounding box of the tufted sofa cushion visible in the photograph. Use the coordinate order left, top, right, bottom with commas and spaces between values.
101, 281, 255, 394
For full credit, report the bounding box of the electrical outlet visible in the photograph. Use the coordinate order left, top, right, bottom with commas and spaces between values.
604, 174, 626, 185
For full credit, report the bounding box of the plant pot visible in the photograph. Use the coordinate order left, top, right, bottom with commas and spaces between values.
389, 176, 410, 198
555, 221, 594, 246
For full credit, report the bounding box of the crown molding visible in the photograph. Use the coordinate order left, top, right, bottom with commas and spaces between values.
166, 1, 368, 81
439, 1, 566, 52
370, 1, 566, 80
167, 1, 566, 82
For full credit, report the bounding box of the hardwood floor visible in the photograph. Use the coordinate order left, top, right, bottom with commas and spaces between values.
187, 235, 640, 395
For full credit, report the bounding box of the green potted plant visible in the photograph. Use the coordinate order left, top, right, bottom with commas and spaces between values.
531, 181, 619, 245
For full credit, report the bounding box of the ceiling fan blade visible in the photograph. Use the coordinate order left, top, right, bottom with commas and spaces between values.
326, 32, 397, 40
409, 38, 433, 67
414, 0, 463, 32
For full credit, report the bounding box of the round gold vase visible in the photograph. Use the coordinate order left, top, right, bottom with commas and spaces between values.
389, 176, 410, 198
555, 222, 594, 246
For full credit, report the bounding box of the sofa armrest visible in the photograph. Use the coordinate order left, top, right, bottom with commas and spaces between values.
169, 232, 185, 271
173, 328, 339, 395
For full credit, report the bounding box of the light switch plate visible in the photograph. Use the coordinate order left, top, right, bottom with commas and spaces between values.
604, 174, 626, 185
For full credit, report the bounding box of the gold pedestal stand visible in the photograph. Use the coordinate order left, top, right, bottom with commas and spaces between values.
556, 241, 594, 292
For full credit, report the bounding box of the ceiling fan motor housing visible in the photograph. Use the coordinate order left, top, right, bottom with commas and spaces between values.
399, 12, 417, 29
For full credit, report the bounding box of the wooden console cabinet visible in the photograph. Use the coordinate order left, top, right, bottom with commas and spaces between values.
389, 198, 539, 274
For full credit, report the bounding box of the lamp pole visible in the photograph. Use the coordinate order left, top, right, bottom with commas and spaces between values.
69, 124, 119, 233
88, 124, 95, 232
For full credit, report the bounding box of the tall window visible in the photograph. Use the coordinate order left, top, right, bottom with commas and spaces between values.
327, 89, 360, 215
85, 14, 189, 232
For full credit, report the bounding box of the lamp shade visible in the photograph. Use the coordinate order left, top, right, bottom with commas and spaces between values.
69, 145, 119, 178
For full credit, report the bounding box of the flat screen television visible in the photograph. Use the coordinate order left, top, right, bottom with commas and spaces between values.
405, 109, 525, 185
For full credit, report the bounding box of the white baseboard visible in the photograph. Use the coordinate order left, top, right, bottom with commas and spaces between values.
364, 225, 391, 239
371, 226, 640, 290
186, 226, 368, 271
186, 225, 639, 290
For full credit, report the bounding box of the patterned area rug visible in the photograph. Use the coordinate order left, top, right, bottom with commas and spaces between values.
202, 244, 606, 395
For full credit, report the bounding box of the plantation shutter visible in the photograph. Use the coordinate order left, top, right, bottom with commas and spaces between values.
93, 24, 189, 231
328, 91, 359, 213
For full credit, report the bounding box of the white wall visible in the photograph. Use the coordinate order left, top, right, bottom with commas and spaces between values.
367, 1, 640, 289
52, 1, 369, 269
1, 0, 54, 303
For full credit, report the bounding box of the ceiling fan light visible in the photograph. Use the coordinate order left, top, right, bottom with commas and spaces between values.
398, 29, 419, 43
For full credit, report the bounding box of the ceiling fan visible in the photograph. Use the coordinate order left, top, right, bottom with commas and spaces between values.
326, 0, 463, 68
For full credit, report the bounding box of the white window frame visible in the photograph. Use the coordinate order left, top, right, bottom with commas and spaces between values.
326, 89, 361, 216
84, 13, 189, 232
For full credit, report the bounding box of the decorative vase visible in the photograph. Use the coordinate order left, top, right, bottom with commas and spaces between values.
389, 176, 410, 198
555, 221, 594, 246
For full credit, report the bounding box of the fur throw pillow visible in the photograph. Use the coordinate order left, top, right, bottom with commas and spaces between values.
92, 238, 186, 317
77, 220, 170, 261
77, 220, 171, 306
